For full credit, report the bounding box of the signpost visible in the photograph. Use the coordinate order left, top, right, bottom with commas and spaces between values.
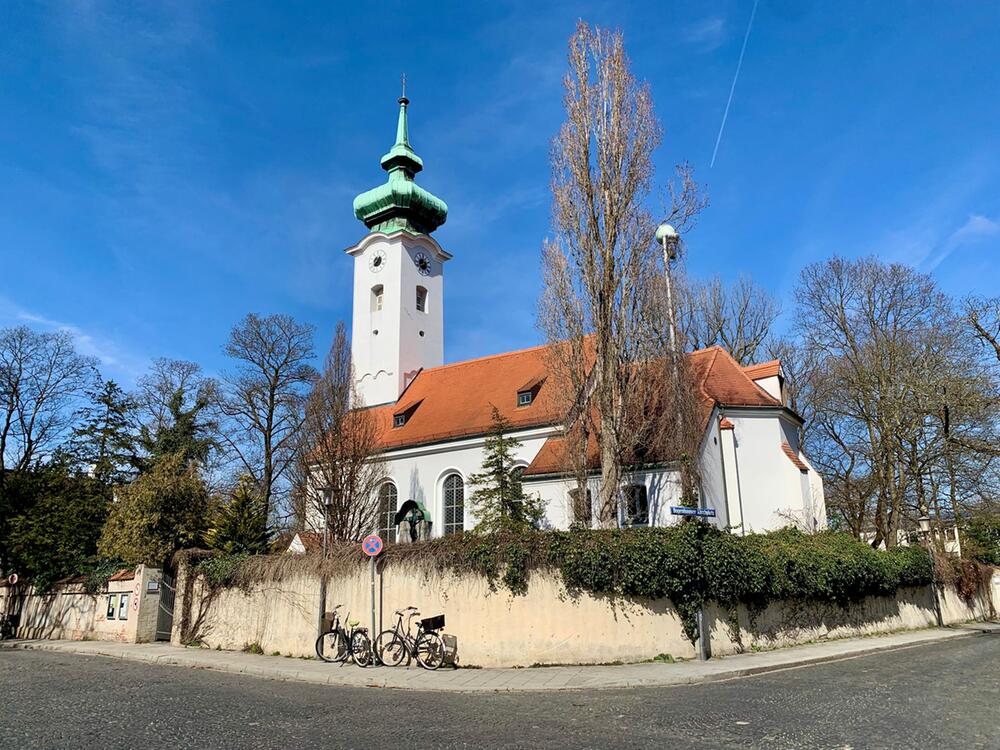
361, 534, 383, 654
669, 506, 716, 518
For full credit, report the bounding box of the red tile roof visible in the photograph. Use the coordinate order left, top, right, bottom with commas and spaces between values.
781, 442, 809, 473
743, 360, 781, 380
719, 418, 735, 430
369, 343, 784, 456
370, 343, 565, 451
108, 569, 135, 582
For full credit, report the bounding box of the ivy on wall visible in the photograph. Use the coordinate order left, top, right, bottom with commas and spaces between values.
181, 524, 945, 643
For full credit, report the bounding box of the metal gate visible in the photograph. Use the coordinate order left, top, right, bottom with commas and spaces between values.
155, 572, 176, 641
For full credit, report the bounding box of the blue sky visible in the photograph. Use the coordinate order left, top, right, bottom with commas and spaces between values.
2, 1, 998, 385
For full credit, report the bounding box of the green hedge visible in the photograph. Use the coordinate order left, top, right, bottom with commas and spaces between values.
435, 524, 934, 641
186, 525, 935, 644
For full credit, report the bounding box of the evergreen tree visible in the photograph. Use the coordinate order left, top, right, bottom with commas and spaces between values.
4, 462, 110, 590
467, 407, 545, 533
98, 451, 209, 567
204, 476, 271, 554
136, 387, 217, 472
69, 380, 138, 485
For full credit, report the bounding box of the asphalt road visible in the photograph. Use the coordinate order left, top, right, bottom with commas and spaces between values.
1, 634, 997, 750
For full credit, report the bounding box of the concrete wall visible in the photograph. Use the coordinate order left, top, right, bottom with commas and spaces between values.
0, 566, 160, 643
171, 560, 998, 668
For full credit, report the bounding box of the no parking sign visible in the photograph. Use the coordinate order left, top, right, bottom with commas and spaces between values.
362, 534, 383, 557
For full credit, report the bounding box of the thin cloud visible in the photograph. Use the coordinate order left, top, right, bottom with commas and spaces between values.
925, 214, 1000, 271
683, 17, 727, 52
0, 298, 149, 384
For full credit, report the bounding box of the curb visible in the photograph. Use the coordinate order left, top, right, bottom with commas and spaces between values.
0, 626, 991, 693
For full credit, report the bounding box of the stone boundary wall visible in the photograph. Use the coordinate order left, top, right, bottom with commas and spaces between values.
171, 561, 997, 668
0, 565, 161, 643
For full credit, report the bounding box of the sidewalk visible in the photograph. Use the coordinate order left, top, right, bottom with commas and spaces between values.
2, 623, 996, 692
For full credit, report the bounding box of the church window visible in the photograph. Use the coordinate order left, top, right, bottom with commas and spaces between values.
372, 285, 384, 313
443, 474, 464, 535
377, 482, 398, 544
624, 484, 649, 526
416, 286, 427, 313
569, 488, 592, 529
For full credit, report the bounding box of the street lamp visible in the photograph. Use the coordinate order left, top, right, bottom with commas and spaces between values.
918, 514, 931, 538
656, 223, 681, 353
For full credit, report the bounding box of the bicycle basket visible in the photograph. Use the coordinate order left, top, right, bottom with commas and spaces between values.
420, 614, 445, 632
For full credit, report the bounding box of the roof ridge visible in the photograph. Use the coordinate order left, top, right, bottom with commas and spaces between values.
421, 341, 552, 374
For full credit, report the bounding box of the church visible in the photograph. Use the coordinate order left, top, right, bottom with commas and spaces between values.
295, 94, 825, 549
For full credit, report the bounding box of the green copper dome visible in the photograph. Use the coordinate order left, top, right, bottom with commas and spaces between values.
353, 96, 448, 235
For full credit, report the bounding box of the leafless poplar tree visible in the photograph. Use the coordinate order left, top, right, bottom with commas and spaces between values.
538, 22, 705, 526
677, 274, 780, 365
220, 314, 317, 522
0, 326, 96, 481
296, 322, 385, 544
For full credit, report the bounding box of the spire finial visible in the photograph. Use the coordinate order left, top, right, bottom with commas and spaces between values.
400, 72, 407, 103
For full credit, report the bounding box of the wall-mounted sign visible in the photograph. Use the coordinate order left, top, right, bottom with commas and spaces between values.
669, 506, 717, 518
146, 580, 160, 593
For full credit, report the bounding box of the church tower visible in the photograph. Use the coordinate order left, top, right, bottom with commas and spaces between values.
348, 94, 450, 406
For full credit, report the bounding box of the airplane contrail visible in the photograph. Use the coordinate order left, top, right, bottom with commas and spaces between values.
710, 0, 760, 168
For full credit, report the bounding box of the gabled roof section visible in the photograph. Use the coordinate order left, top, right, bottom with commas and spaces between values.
371, 343, 785, 453
689, 346, 781, 409
743, 359, 782, 380
371, 343, 563, 450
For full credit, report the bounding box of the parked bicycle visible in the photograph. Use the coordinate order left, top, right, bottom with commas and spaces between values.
315, 604, 372, 667
374, 606, 446, 670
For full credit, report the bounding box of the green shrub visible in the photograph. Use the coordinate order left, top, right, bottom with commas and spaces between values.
195, 552, 249, 589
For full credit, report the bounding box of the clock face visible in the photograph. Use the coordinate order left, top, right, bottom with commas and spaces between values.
368, 250, 386, 273
414, 251, 432, 276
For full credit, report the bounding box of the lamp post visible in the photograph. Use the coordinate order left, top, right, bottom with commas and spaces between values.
656, 222, 710, 660
655, 222, 680, 354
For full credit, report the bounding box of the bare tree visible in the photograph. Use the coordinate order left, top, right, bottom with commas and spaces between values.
0, 326, 96, 480
538, 22, 706, 526
966, 296, 1000, 364
677, 274, 780, 365
793, 257, 1000, 545
220, 314, 317, 523
297, 322, 385, 544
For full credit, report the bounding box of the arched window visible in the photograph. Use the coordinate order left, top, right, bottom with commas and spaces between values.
442, 474, 464, 535
569, 488, 592, 529
377, 482, 398, 543
372, 285, 384, 313
415, 285, 427, 313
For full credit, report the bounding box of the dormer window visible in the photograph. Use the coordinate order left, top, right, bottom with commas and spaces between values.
516, 375, 545, 408
392, 398, 423, 429
416, 286, 427, 313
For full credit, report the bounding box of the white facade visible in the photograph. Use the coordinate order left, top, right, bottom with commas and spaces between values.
347, 231, 451, 407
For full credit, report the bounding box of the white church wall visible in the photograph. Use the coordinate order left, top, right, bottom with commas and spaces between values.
379, 427, 557, 535
697, 413, 730, 529
725, 409, 813, 532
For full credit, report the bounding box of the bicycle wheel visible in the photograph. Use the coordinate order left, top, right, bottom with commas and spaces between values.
350, 629, 372, 667
315, 629, 350, 663
414, 631, 445, 670
374, 630, 408, 667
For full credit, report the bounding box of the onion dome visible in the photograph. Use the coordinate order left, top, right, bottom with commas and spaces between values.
353, 96, 448, 235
